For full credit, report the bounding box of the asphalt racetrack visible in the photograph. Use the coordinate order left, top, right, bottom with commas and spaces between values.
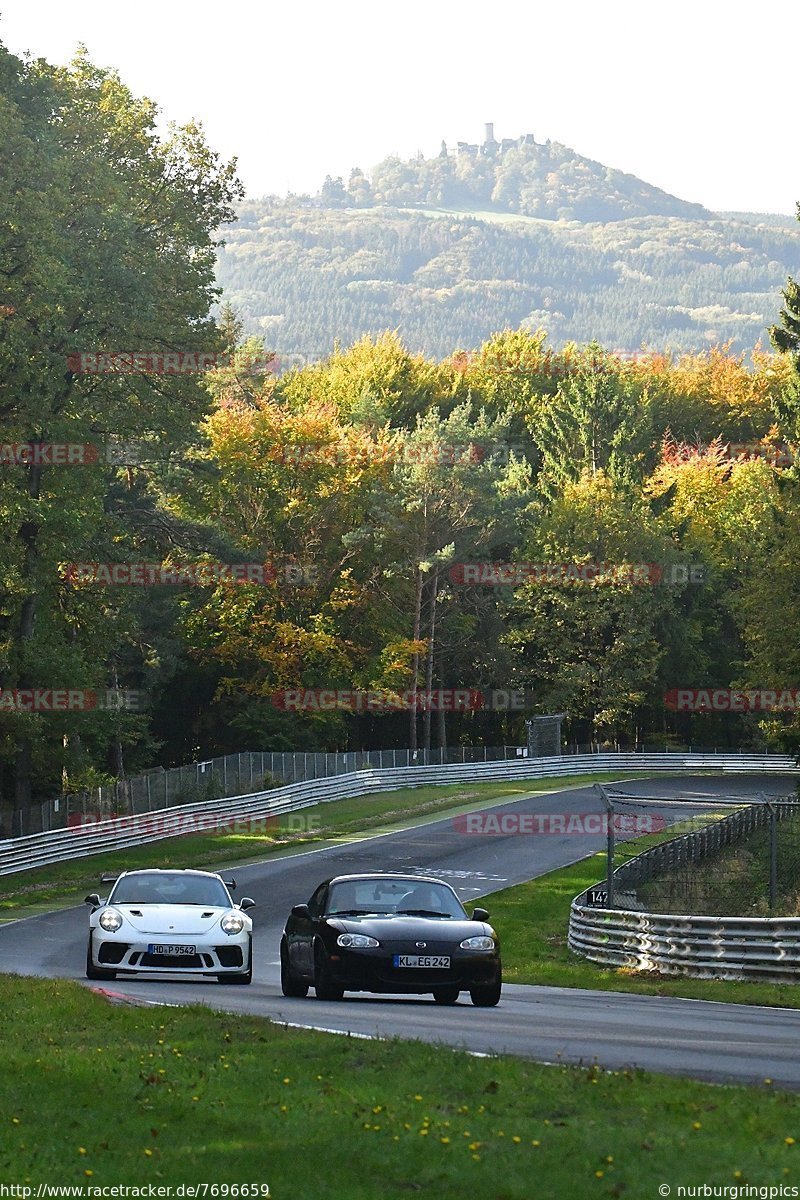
3, 774, 800, 1088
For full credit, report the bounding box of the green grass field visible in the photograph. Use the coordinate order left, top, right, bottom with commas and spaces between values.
481, 849, 800, 1008
1, 976, 798, 1198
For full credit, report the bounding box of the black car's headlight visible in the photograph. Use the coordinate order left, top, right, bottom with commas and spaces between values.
337, 933, 380, 949
220, 912, 245, 935
99, 908, 123, 932
459, 935, 495, 951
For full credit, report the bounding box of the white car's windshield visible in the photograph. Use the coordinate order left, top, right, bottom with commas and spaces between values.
109, 873, 230, 907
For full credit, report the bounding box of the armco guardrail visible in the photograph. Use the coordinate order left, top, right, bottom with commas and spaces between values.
1, 751, 798, 878
569, 790, 800, 981
569, 906, 800, 980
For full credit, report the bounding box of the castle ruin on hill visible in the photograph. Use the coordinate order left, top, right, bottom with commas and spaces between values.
440, 123, 536, 159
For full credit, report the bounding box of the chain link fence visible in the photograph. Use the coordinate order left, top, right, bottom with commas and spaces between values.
6, 744, 536, 836
590, 786, 800, 917
4, 743, 791, 838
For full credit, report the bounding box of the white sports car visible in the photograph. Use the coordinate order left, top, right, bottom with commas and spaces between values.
84, 868, 255, 984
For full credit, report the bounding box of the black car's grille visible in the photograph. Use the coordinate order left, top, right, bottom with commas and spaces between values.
98, 943, 130, 964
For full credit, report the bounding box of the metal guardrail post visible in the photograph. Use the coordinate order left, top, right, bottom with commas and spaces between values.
594, 783, 614, 908
763, 794, 778, 912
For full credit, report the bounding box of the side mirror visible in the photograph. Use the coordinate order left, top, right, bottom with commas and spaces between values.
471, 907, 490, 922
291, 903, 310, 919
240, 897, 256, 910
84, 894, 102, 907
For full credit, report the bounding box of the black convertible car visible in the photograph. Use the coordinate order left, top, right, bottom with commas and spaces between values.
280, 872, 501, 1006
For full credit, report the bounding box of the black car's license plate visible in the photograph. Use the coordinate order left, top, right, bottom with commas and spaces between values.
393, 954, 450, 968
148, 943, 196, 956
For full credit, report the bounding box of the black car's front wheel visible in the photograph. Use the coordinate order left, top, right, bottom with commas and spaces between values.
281, 940, 309, 997
469, 977, 502, 1007
85, 934, 116, 981
313, 942, 344, 1001
432, 985, 460, 1005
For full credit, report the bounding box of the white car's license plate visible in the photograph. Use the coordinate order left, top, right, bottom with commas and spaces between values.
393, 954, 450, 968
148, 944, 196, 956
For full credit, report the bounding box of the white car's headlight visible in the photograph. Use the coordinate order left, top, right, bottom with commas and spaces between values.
337, 933, 379, 949
221, 912, 245, 935
99, 908, 123, 932
459, 935, 495, 951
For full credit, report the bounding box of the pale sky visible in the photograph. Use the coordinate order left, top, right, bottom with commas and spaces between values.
1, 0, 798, 215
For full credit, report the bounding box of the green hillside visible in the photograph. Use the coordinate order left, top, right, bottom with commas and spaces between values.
217, 202, 799, 363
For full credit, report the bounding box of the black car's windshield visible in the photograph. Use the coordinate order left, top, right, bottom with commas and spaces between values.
109, 873, 230, 907
326, 878, 466, 919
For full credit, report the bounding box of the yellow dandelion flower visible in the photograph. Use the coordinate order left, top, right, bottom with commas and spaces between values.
595, 1170, 604, 1179
512, 1136, 521, 1144
472, 1154, 480, 1162
419, 1129, 429, 1137
532, 1140, 540, 1148
78, 1148, 87, 1156
144, 1149, 153, 1157
440, 1137, 450, 1145
785, 1137, 796, 1146
692, 1122, 702, 1130
372, 1105, 383, 1113
606, 1156, 614, 1163
84, 1171, 93, 1178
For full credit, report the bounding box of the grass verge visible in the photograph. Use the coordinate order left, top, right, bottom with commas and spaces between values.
483, 848, 800, 1008
0, 770, 667, 916
1, 975, 798, 1197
